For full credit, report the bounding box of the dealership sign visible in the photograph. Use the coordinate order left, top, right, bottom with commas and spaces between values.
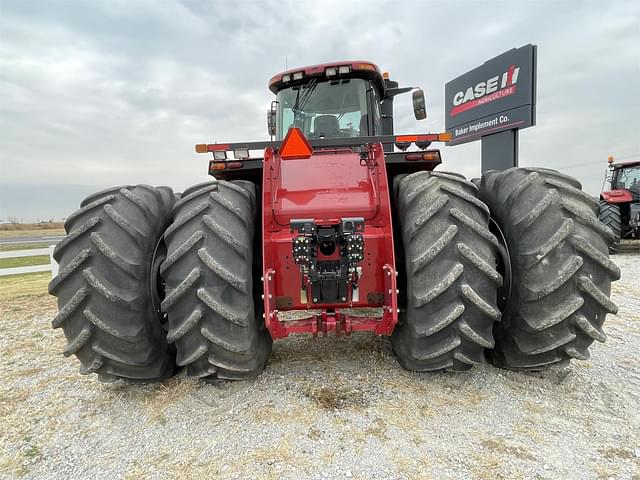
445, 45, 537, 145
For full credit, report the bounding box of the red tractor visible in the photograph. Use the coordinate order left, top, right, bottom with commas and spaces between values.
599, 156, 640, 253
49, 61, 620, 382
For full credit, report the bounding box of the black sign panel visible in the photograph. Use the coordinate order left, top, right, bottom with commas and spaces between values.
445, 45, 536, 145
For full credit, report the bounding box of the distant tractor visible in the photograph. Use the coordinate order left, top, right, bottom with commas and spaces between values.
49, 61, 620, 382
599, 156, 640, 253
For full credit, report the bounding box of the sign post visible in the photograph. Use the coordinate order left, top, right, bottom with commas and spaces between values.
445, 45, 537, 172
481, 129, 518, 171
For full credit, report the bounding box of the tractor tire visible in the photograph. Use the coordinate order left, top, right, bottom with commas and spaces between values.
391, 171, 502, 371
48, 185, 176, 381
479, 168, 621, 369
160, 179, 272, 380
598, 200, 621, 254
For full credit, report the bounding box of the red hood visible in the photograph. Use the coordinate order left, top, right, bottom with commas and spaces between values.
271, 146, 383, 224
601, 189, 633, 203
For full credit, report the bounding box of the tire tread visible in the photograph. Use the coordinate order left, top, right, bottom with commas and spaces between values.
49, 185, 176, 381
479, 168, 620, 369
392, 171, 500, 372
161, 180, 272, 380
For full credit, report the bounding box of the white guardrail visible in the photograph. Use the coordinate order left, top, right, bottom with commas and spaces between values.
0, 246, 59, 277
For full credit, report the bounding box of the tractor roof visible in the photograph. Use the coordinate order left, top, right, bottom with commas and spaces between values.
269, 60, 385, 94
612, 160, 640, 168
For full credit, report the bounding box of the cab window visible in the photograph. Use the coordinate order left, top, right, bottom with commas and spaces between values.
276, 78, 380, 139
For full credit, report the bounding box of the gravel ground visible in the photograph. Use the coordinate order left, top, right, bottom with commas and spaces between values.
1, 253, 638, 480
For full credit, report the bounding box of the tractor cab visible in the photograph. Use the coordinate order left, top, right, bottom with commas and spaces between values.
602, 157, 640, 203
275, 75, 380, 139
268, 61, 426, 141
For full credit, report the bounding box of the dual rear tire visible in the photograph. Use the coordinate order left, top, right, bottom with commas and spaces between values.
392, 168, 620, 371
49, 180, 271, 382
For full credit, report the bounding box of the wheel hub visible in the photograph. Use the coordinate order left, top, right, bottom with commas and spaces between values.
489, 217, 512, 314
150, 235, 167, 326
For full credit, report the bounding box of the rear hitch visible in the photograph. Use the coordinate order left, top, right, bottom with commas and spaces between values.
290, 217, 365, 305
262, 263, 398, 339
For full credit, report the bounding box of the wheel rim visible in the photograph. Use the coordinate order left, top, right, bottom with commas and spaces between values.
150, 235, 168, 328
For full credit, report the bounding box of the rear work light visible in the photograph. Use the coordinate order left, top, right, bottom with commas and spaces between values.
233, 148, 250, 160
213, 151, 227, 161
292, 71, 304, 80
281, 74, 291, 82
326, 66, 351, 78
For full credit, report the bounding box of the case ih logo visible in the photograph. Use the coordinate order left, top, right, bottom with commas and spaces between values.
450, 65, 520, 117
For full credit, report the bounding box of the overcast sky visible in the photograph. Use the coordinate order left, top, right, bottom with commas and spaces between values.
1, 0, 639, 221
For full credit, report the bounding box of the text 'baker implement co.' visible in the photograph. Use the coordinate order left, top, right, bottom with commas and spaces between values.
454, 115, 515, 137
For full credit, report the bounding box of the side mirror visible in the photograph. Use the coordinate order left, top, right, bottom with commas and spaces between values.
267, 101, 278, 137
412, 89, 427, 120
267, 112, 276, 137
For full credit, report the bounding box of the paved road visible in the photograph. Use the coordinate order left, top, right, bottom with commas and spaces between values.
0, 234, 65, 245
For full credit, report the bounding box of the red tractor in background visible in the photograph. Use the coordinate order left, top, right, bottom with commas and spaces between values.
599, 156, 640, 253
49, 61, 620, 382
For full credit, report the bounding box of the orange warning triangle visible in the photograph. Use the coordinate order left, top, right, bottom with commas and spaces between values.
280, 127, 313, 160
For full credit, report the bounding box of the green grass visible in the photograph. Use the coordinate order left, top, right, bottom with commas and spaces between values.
0, 228, 65, 238
0, 272, 51, 302
0, 255, 50, 269
0, 243, 51, 252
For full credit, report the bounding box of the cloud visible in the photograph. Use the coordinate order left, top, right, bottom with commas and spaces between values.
0, 0, 639, 221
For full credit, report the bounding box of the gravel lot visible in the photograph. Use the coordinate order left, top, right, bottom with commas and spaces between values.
1, 253, 638, 480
